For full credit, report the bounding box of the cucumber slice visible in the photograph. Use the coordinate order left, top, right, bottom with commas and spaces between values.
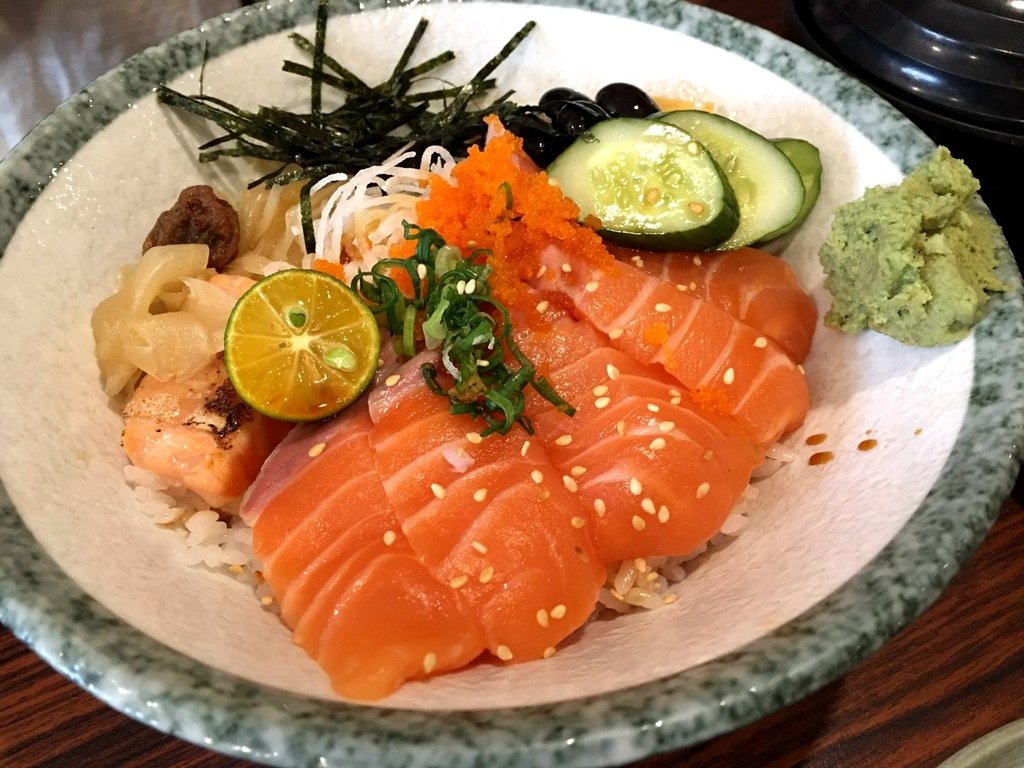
754, 138, 823, 243
657, 111, 805, 251
547, 117, 739, 251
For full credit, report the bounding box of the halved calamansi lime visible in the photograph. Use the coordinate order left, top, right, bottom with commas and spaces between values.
224, 269, 380, 422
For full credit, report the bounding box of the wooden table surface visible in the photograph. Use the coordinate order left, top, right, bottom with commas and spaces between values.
2, 2, 1023, 767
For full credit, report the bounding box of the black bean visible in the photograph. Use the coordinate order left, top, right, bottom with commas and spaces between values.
595, 82, 660, 118
539, 87, 591, 107
551, 100, 611, 136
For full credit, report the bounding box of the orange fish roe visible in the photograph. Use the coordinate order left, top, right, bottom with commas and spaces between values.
312, 258, 347, 281
407, 116, 613, 310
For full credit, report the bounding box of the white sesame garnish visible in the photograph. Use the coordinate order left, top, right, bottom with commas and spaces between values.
479, 566, 495, 583
723, 367, 735, 385
753, 336, 768, 349
593, 384, 609, 397
307, 442, 327, 458
663, 593, 677, 605
530, 469, 544, 485
423, 652, 437, 673
641, 498, 656, 515
632, 515, 646, 531
385, 374, 402, 387
477, 359, 489, 368
616, 420, 627, 437
473, 488, 488, 503
570, 515, 586, 528
657, 505, 671, 523
521, 440, 531, 457
564, 476, 580, 493
535, 300, 549, 313
465, 278, 477, 295
260, 595, 275, 606
798, 364, 806, 374
570, 465, 587, 477
417, 264, 428, 280
449, 574, 469, 589
606, 364, 620, 380
634, 557, 648, 573
550, 604, 567, 619
669, 388, 681, 398
696, 482, 711, 498
536, 609, 550, 628
383, 530, 397, 546
659, 420, 675, 433
471, 540, 488, 555
689, 281, 697, 291
543, 646, 557, 659
584, 280, 599, 293
693, 255, 703, 266
647, 403, 660, 413
594, 396, 611, 409
608, 328, 624, 340
430, 483, 446, 500
649, 437, 667, 451
466, 431, 482, 444
654, 302, 672, 313
456, 279, 466, 295
555, 434, 573, 447
670, 396, 682, 405
536, 265, 547, 278
677, 283, 688, 292
594, 498, 607, 517
629, 477, 643, 496
496, 645, 513, 661
561, 263, 573, 274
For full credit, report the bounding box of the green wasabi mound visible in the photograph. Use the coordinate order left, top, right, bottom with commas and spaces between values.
819, 147, 1006, 346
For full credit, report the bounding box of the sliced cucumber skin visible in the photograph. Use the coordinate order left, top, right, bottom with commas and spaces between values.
656, 110, 805, 251
547, 117, 740, 251
754, 138, 823, 244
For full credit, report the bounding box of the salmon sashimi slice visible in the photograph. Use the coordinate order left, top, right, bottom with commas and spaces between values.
611, 246, 818, 363
514, 309, 763, 562
368, 355, 605, 663
247, 402, 485, 700
121, 355, 291, 507
535, 245, 810, 447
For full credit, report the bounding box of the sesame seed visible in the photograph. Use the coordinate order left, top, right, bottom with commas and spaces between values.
689, 201, 706, 214
654, 302, 672, 313
593, 384, 609, 396
677, 283, 688, 292
479, 566, 495, 583
496, 645, 514, 661
465, 278, 477, 294
693, 255, 703, 266
531, 469, 544, 484
584, 280, 599, 293
670, 396, 682, 406
798, 364, 806, 374
658, 505, 671, 523
659, 420, 675, 433
536, 300, 549, 313
417, 264, 428, 280
307, 441, 327, 458
456, 279, 466, 295
543, 646, 557, 659
423, 652, 437, 673
385, 374, 401, 387
594, 396, 611, 409
555, 434, 573, 446
632, 515, 647, 531
536, 265, 547, 278
649, 437, 667, 451
570, 515, 586, 528
634, 557, 649, 573
663, 593, 677, 605
606, 364, 620, 380
561, 263, 573, 274
754, 336, 768, 349
616, 420, 627, 437
641, 497, 656, 515
466, 431, 482, 444
477, 359, 490, 368
473, 488, 488, 503
609, 328, 624, 340
689, 281, 697, 291
629, 477, 643, 495
537, 609, 550, 628
449, 574, 469, 589
570, 465, 587, 477
430, 483, 446, 499
521, 440, 531, 457
471, 540, 488, 554
383, 530, 397, 546
696, 482, 711, 498
260, 595, 275, 606
550, 604, 567, 619
229, 564, 244, 575
564, 476, 580, 493
723, 367, 735, 385
647, 403, 660, 413
594, 498, 607, 516
687, 141, 700, 155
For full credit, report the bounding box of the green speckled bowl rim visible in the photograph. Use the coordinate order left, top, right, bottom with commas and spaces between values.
1, 1, 1022, 765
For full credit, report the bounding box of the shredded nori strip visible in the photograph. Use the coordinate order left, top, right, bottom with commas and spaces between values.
352, 224, 575, 436
157, 0, 535, 248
